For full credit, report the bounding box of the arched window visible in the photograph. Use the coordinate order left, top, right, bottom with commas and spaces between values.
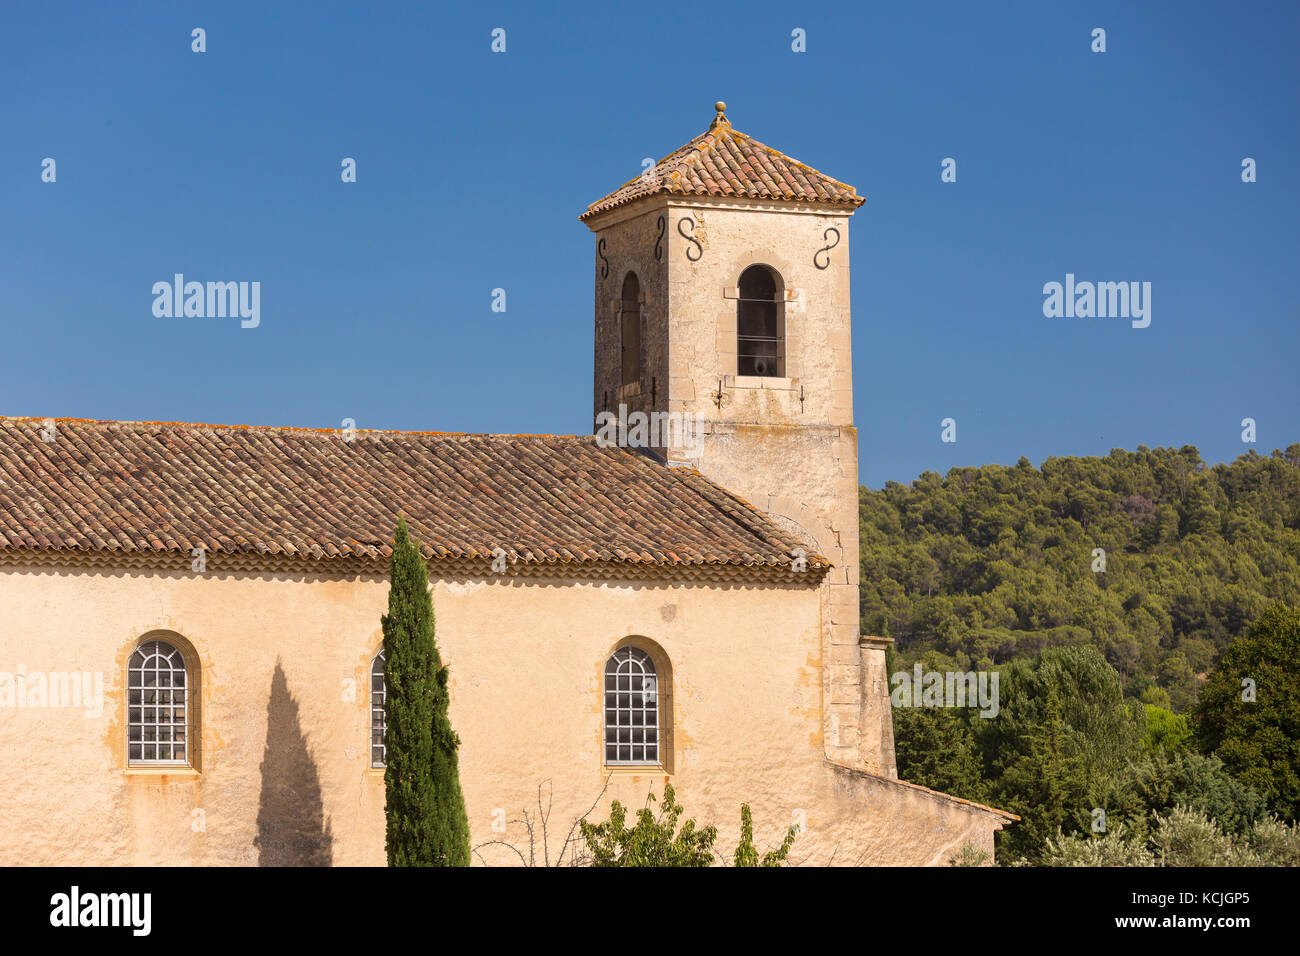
371, 650, 387, 768
128, 639, 189, 765
620, 272, 641, 386
604, 646, 659, 766
737, 265, 784, 377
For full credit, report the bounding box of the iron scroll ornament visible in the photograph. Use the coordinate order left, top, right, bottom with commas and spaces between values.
598, 237, 609, 278
813, 226, 840, 270
678, 217, 703, 262
654, 215, 665, 261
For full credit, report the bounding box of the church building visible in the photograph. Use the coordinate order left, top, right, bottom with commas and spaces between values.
0, 103, 1014, 866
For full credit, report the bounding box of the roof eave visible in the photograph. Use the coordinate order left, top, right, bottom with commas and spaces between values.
0, 546, 833, 585
582, 192, 865, 230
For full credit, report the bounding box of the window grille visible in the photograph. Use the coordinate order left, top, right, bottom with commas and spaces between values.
604, 647, 659, 765
371, 650, 387, 768
127, 640, 188, 764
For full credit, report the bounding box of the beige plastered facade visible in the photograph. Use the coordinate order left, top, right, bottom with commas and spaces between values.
0, 562, 1005, 866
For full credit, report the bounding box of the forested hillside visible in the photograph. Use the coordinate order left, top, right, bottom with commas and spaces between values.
860, 445, 1300, 712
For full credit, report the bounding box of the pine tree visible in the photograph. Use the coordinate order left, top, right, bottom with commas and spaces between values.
1196, 603, 1300, 819
383, 517, 470, 866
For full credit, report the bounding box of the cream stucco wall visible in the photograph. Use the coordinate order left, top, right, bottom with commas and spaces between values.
0, 562, 1001, 866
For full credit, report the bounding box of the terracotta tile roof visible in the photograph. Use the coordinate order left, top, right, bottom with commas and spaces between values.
0, 417, 826, 580
581, 102, 864, 222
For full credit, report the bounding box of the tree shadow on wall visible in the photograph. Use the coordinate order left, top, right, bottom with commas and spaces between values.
254, 659, 334, 866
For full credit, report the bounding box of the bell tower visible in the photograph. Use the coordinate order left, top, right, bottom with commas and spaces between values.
580, 103, 894, 776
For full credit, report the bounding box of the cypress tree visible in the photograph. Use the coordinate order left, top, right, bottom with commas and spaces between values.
383, 517, 470, 866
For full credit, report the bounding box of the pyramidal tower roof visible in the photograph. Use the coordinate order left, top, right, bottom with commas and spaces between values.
580, 102, 865, 222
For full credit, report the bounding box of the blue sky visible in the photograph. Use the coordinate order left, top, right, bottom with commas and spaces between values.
2, 0, 1296, 488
